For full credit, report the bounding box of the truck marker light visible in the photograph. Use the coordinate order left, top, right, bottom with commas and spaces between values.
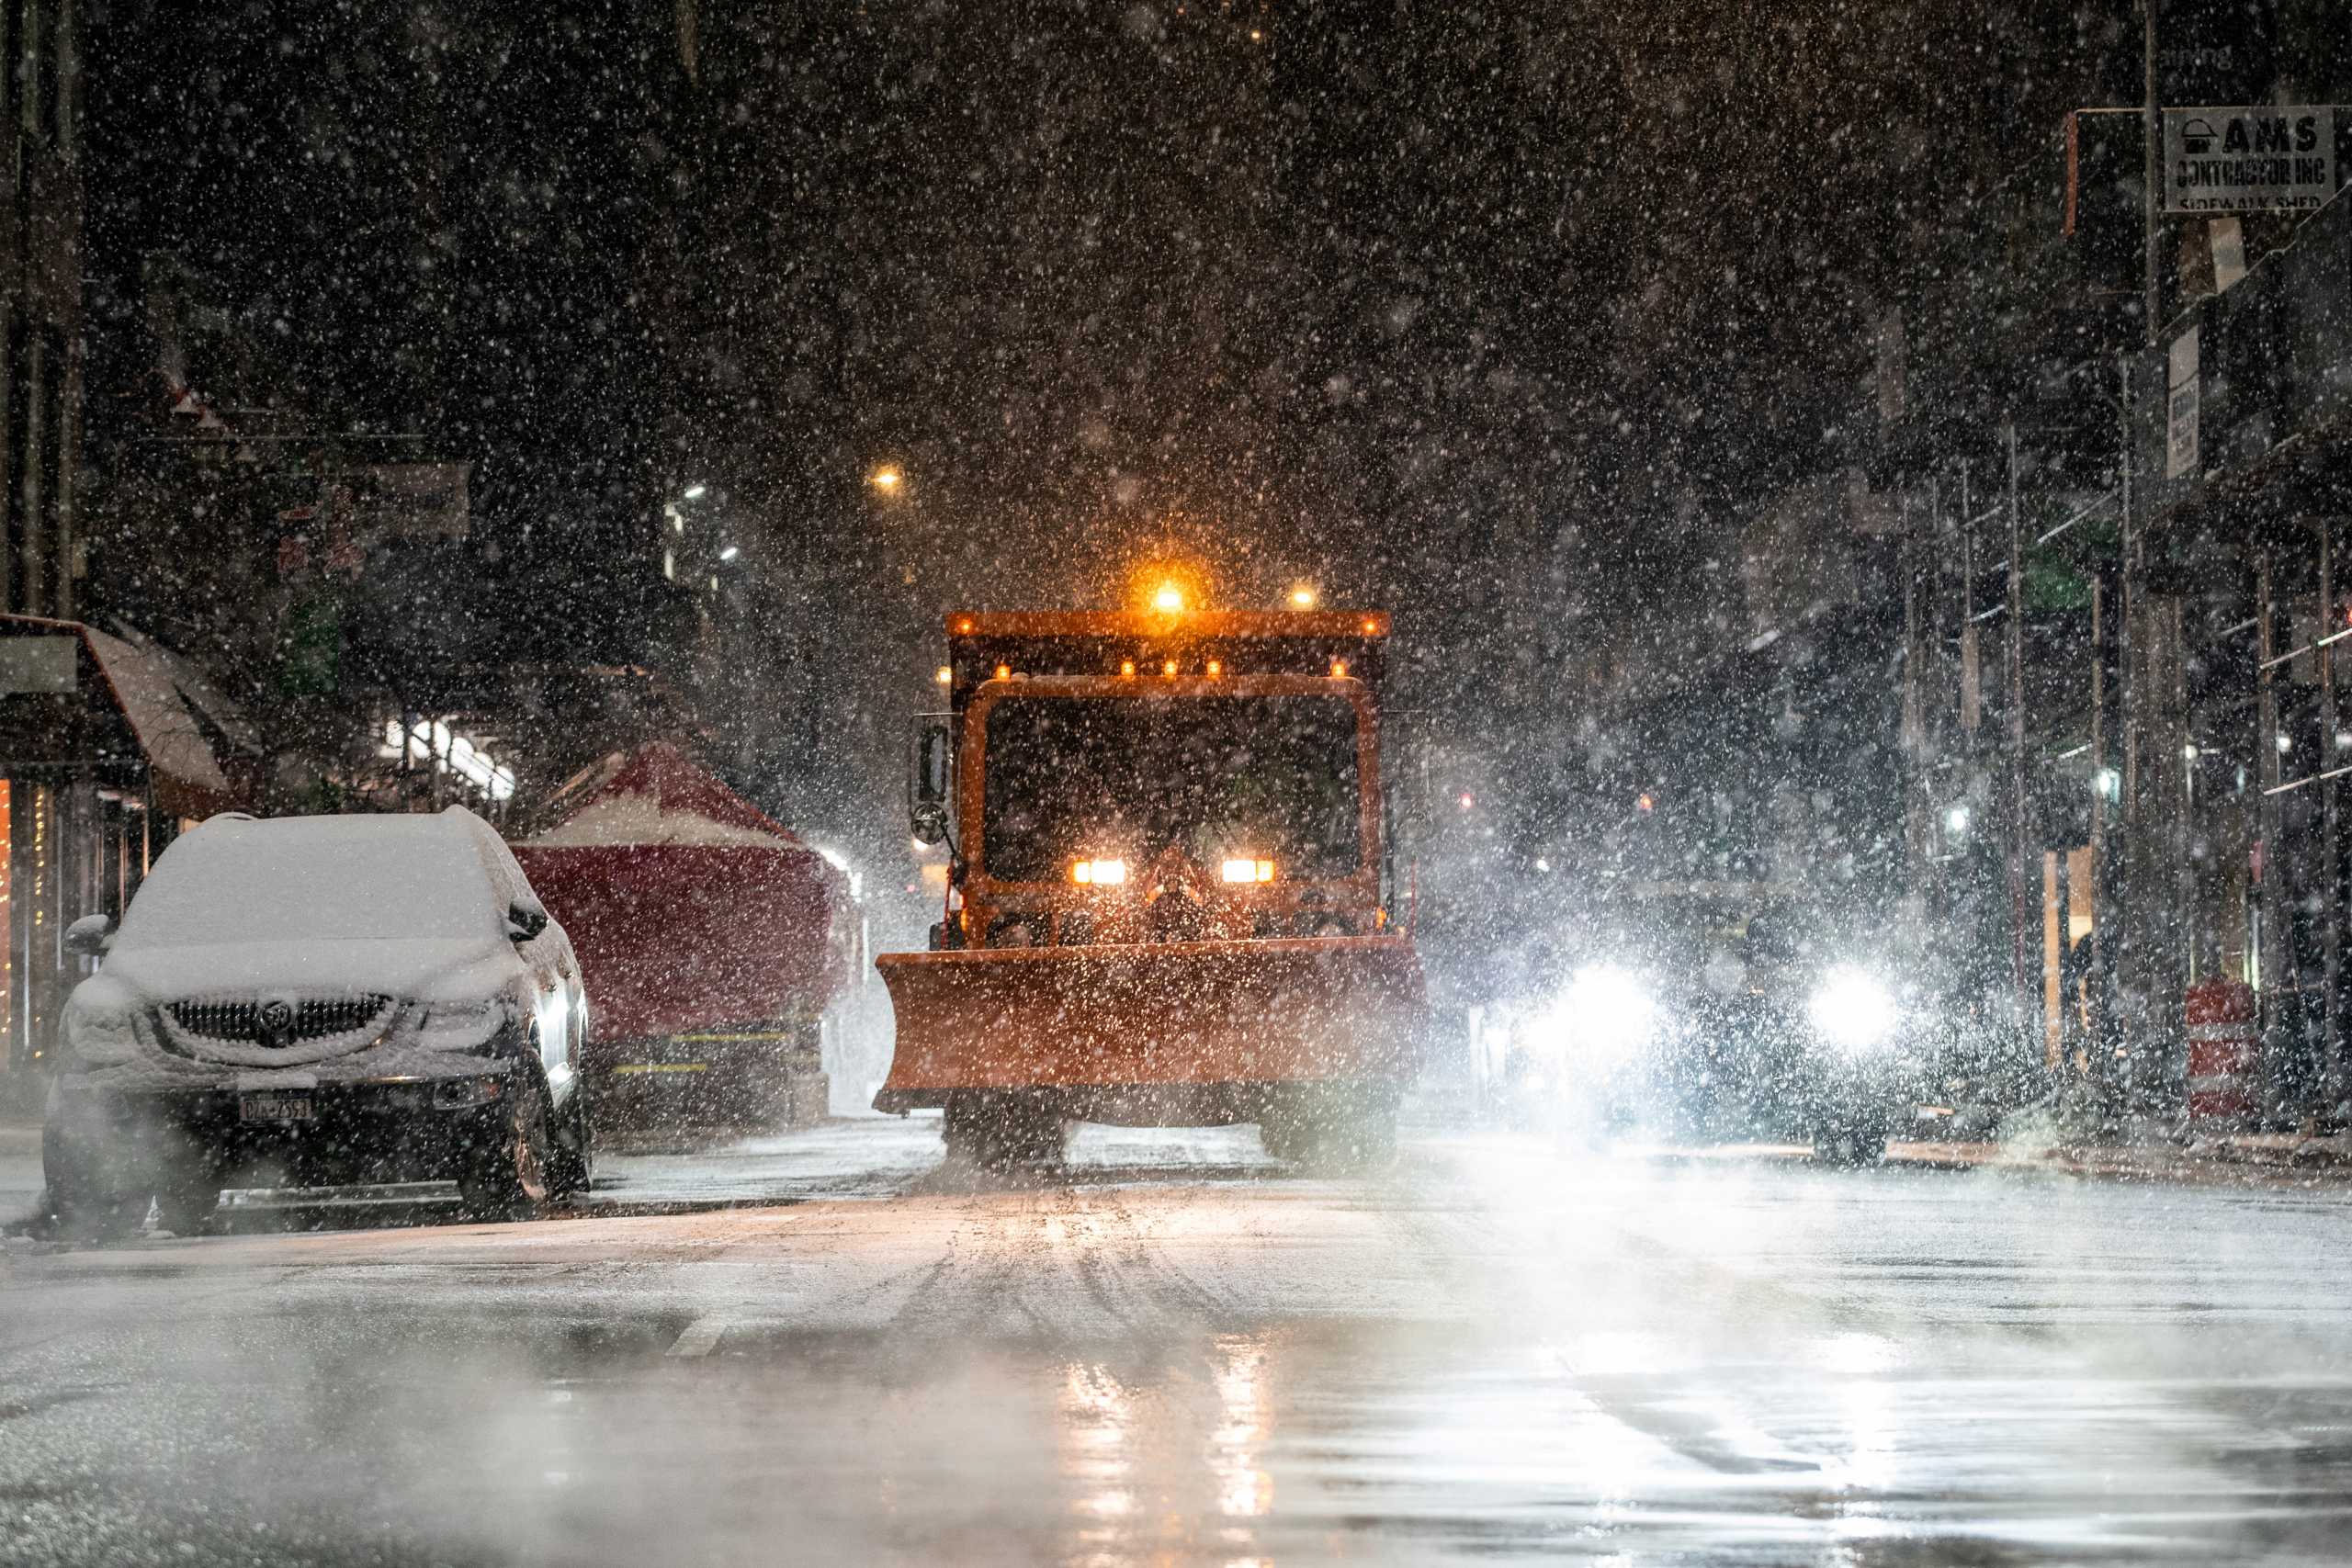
994, 662, 1011, 680
1120, 660, 1136, 678
1330, 659, 1348, 677
1205, 660, 1222, 678
1162, 659, 1178, 677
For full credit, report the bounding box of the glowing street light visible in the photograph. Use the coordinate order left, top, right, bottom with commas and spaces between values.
1288, 583, 1318, 609
869, 465, 904, 492
1152, 581, 1185, 612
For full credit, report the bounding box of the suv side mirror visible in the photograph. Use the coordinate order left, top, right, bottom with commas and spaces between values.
505, 901, 549, 943
64, 913, 114, 959
910, 716, 953, 846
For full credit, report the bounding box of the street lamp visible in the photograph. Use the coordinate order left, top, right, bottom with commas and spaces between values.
869, 465, 903, 493
1288, 583, 1318, 609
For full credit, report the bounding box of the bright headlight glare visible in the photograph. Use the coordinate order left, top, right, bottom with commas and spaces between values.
1071, 858, 1127, 886
1522, 964, 1655, 1060
1807, 967, 1899, 1052
1568, 964, 1656, 1051
1220, 858, 1275, 884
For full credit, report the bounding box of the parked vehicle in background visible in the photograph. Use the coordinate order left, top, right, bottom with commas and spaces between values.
511, 744, 857, 1138
41, 807, 591, 1236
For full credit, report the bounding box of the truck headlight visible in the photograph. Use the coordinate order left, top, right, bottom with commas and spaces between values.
1806, 968, 1899, 1054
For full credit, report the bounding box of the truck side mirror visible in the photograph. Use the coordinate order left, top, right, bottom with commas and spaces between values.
910, 716, 953, 846
64, 913, 114, 959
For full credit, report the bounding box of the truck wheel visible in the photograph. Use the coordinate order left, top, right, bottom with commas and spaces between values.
1258, 1114, 1310, 1163
1262, 1088, 1396, 1172
459, 1076, 554, 1220
942, 1092, 1067, 1170
942, 1091, 1007, 1168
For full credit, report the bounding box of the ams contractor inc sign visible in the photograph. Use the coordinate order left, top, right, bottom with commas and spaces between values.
2165, 107, 2342, 214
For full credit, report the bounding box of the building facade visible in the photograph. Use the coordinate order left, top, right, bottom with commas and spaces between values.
1, 0, 80, 622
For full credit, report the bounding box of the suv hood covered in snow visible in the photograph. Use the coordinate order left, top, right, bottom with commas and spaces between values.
100, 937, 523, 1008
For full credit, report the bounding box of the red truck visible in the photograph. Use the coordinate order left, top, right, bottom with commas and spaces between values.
511, 744, 857, 1134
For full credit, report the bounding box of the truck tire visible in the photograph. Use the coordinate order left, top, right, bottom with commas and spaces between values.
1261, 1087, 1397, 1172
942, 1092, 1068, 1170
459, 1075, 555, 1220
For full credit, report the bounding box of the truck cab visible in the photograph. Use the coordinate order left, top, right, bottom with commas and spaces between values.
877, 608, 1425, 1168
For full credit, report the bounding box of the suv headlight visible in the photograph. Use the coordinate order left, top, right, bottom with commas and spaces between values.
413, 997, 518, 1052
62, 997, 148, 1066
1806, 968, 1899, 1054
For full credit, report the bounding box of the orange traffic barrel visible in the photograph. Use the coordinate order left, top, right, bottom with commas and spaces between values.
2184, 978, 2259, 1122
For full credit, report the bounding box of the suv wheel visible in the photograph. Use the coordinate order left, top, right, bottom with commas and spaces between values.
459, 1075, 554, 1220
546, 1089, 594, 1201
41, 1122, 147, 1242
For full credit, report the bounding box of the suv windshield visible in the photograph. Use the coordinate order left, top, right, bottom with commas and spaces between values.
981, 694, 1363, 883
115, 824, 495, 948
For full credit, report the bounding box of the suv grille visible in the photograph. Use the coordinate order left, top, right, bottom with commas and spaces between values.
165, 995, 394, 1048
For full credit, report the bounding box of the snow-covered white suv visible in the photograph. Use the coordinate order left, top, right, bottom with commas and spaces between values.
42, 807, 592, 1236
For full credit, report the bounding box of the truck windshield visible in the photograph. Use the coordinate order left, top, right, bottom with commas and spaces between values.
981, 694, 1363, 883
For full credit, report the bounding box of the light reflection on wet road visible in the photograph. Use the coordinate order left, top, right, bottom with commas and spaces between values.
4, 1118, 2350, 1565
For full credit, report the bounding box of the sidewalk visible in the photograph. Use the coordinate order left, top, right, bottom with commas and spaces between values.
1893, 1129, 2352, 1186
0, 1123, 43, 1230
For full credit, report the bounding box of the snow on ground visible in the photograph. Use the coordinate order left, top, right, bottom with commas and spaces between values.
6, 1122, 2352, 1565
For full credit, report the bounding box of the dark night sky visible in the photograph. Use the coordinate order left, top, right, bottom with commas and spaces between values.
78, 1, 2331, 698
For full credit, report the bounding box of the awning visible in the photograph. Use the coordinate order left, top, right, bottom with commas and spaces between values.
0, 615, 248, 818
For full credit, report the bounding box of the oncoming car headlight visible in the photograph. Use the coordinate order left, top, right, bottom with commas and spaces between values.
1806, 967, 1900, 1054
1521, 964, 1656, 1062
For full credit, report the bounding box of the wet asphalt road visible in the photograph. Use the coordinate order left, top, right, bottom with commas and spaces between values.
5, 1117, 2351, 1566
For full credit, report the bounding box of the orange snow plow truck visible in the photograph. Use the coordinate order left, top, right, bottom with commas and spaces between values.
875, 607, 1426, 1167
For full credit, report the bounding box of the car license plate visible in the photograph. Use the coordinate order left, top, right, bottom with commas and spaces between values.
240, 1092, 314, 1124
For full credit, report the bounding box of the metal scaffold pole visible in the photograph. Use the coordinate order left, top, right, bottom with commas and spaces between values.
2255, 547, 2287, 1116
2323, 521, 2346, 1121
2006, 420, 2031, 1069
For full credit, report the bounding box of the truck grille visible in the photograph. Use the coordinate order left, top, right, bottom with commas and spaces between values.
164, 995, 395, 1048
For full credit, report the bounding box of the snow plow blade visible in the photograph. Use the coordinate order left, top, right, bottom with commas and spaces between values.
873, 936, 1425, 1117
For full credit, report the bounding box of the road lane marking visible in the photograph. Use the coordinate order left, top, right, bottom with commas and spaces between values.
667, 1314, 730, 1358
